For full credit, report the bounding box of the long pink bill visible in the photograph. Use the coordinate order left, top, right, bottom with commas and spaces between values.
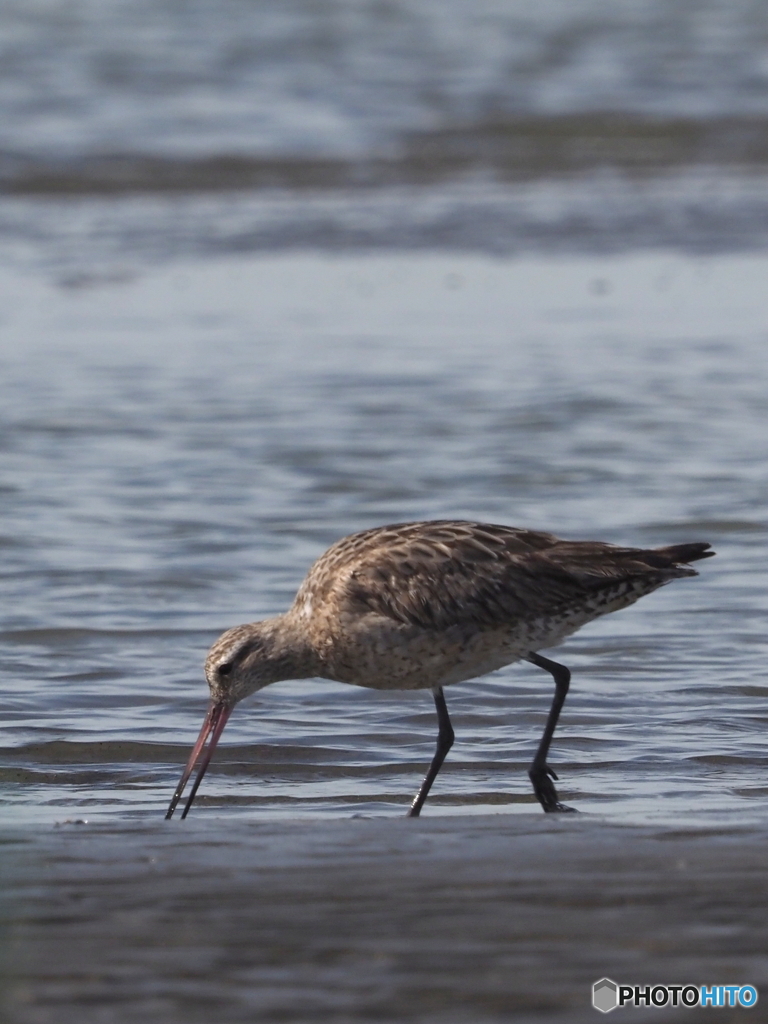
165, 701, 233, 820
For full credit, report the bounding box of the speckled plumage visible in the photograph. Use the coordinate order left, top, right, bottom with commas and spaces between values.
167, 520, 714, 820
206, 521, 710, 693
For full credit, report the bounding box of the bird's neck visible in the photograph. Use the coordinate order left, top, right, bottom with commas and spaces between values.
254, 612, 323, 683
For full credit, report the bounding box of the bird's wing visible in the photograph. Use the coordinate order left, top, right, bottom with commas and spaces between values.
317, 520, 692, 632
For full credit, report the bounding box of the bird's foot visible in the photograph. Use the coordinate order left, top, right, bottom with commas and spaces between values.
529, 763, 576, 813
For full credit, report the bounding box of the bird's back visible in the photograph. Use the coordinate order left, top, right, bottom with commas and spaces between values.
288, 521, 713, 690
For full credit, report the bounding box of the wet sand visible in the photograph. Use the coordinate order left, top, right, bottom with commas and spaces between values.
2, 815, 766, 1023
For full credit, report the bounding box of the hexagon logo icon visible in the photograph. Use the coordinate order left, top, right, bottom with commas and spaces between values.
593, 978, 619, 1013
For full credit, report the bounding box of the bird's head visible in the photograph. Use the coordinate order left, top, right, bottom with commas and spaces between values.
165, 617, 308, 821
203, 621, 285, 706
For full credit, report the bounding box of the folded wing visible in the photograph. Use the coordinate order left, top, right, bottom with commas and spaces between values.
331, 521, 712, 631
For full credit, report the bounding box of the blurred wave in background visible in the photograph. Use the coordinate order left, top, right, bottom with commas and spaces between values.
1, 0, 768, 265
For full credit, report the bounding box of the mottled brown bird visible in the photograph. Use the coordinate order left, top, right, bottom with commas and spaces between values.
165, 520, 714, 819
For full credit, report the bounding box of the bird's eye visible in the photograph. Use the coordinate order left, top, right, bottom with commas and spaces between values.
218, 662, 233, 677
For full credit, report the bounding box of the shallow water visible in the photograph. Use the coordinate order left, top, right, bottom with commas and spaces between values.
1, 250, 766, 829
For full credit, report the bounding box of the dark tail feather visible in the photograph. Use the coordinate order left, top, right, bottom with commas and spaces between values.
653, 542, 715, 565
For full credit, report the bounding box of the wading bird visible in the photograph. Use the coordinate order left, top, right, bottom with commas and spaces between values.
166, 520, 714, 819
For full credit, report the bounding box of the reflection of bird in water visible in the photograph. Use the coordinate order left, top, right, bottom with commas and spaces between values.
165, 520, 714, 820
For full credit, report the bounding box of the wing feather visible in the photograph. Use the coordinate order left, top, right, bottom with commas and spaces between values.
321, 520, 704, 631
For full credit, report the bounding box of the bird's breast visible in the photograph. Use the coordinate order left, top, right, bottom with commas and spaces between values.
313, 615, 532, 691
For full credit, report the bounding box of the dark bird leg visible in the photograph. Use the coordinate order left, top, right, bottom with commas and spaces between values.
527, 652, 576, 813
408, 687, 455, 817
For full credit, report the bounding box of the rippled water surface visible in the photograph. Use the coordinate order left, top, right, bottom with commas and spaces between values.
1, 251, 766, 828
1, 0, 767, 837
